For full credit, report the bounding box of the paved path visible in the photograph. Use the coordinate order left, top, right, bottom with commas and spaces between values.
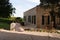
0, 29, 60, 40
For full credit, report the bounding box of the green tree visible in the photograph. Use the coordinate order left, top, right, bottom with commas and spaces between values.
0, 0, 15, 18
15, 17, 24, 22
40, 0, 60, 4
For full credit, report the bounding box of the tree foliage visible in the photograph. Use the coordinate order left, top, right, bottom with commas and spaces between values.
40, 0, 60, 28
0, 0, 15, 18
40, 0, 60, 18
40, 0, 60, 4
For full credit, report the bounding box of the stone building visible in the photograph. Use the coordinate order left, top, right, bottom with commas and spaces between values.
24, 5, 50, 28
24, 0, 60, 29
24, 7, 37, 28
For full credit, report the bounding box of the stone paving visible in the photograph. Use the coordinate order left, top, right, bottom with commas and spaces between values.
0, 29, 60, 40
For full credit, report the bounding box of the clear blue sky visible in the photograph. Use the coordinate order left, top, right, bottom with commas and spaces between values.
10, 0, 40, 18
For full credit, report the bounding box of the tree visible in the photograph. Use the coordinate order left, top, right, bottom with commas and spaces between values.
40, 0, 60, 4
40, 0, 60, 28
0, 0, 15, 18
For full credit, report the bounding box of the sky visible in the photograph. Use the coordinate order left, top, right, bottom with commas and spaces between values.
10, 0, 40, 18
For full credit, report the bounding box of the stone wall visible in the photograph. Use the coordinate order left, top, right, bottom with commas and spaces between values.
24, 7, 37, 27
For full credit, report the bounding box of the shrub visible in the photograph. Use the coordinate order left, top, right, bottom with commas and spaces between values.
0, 22, 10, 30
0, 18, 11, 30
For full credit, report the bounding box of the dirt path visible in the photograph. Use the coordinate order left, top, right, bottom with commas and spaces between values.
0, 29, 60, 40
